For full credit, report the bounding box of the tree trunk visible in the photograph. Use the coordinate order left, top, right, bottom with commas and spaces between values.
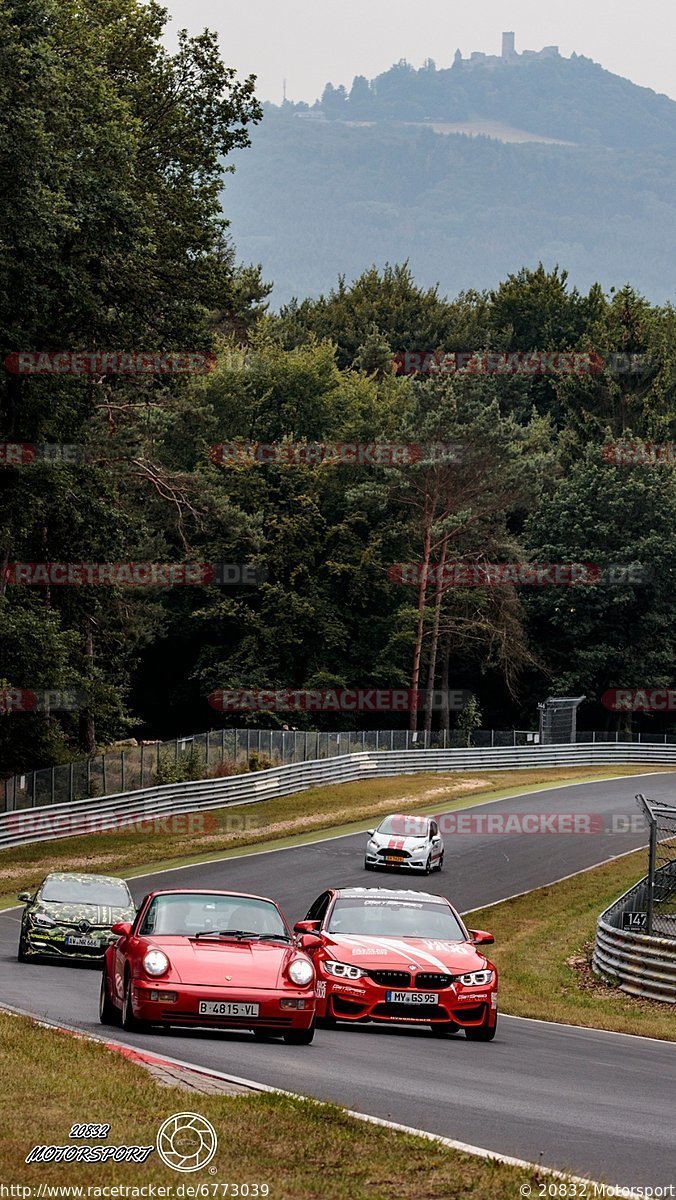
81, 619, 96, 755
438, 635, 451, 734
409, 506, 434, 733
423, 534, 448, 732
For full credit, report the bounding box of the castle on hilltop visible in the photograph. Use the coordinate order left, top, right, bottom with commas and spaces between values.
454, 32, 560, 70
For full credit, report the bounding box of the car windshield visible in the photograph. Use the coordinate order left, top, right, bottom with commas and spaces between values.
138, 893, 289, 939
377, 815, 429, 837
40, 878, 132, 906
327, 896, 466, 940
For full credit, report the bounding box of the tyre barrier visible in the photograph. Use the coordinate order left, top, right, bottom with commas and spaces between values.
593, 873, 676, 1004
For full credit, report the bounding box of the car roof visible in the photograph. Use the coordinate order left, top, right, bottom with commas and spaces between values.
332, 887, 448, 905
42, 871, 130, 886
145, 889, 280, 904
378, 813, 430, 822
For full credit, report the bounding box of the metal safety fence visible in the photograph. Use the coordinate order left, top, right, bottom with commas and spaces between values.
2, 740, 676, 850
4, 726, 676, 814
592, 793, 676, 1003
635, 793, 676, 935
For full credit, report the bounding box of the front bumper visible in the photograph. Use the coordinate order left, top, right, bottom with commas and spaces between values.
365, 851, 430, 870
23, 928, 114, 961
131, 981, 316, 1030
323, 980, 497, 1028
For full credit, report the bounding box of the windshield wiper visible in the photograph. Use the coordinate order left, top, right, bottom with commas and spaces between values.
193, 929, 290, 942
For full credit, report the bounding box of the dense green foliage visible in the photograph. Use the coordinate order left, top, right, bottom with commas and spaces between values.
1, 6, 675, 774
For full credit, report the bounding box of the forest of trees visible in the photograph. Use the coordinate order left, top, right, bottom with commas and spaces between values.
316, 53, 676, 150
1, 1, 676, 777
224, 57, 676, 305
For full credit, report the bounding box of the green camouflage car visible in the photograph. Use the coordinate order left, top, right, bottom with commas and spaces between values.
17, 872, 136, 962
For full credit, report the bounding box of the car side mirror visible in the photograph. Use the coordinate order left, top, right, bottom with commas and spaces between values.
366, 829, 375, 836
298, 932, 322, 950
111, 921, 132, 938
294, 920, 321, 934
469, 929, 494, 946
17, 891, 33, 903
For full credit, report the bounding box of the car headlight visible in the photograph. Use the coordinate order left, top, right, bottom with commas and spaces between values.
143, 949, 170, 977
32, 913, 56, 927
324, 960, 365, 980
288, 958, 314, 987
367, 839, 378, 850
458, 970, 494, 986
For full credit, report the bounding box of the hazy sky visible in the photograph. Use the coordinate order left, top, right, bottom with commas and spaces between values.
163, 0, 676, 104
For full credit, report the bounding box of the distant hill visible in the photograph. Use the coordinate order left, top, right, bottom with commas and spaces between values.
222, 51, 676, 305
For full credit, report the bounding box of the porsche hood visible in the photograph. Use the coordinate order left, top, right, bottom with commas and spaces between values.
139, 937, 306, 988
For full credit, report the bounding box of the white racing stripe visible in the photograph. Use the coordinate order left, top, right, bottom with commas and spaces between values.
368, 937, 453, 973
331, 933, 458, 973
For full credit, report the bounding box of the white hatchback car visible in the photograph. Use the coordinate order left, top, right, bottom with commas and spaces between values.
364, 813, 444, 874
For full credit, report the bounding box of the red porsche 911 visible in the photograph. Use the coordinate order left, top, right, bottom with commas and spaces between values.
99, 889, 316, 1043
295, 887, 498, 1040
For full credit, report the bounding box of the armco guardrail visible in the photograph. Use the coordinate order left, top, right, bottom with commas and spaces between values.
7, 724, 676, 813
593, 871, 676, 1004
2, 740, 676, 851
3, 726, 547, 812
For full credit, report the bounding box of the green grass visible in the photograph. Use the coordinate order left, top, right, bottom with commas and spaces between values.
3, 764, 671, 905
469, 849, 676, 1040
0, 1009, 550, 1198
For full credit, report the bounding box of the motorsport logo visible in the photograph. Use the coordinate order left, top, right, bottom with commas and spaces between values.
25, 1121, 153, 1165
25, 1112, 218, 1173
156, 1113, 218, 1173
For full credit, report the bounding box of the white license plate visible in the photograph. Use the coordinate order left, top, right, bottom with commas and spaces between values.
198, 1001, 260, 1017
65, 935, 101, 948
386, 991, 439, 1005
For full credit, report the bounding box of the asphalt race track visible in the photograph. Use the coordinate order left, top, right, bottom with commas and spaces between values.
2, 772, 676, 1188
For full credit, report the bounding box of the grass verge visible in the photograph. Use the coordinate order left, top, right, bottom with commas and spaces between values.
2, 764, 671, 905
468, 849, 676, 1040
0, 1008, 545, 1199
